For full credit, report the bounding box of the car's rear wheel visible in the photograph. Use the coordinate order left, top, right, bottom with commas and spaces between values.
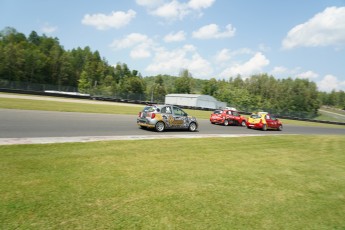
188, 122, 197, 132
278, 125, 283, 131
223, 119, 229, 126
262, 124, 267, 131
241, 120, 246, 127
155, 121, 165, 132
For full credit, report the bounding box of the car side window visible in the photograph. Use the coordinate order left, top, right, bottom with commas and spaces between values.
161, 106, 172, 114
233, 111, 239, 116
173, 107, 185, 116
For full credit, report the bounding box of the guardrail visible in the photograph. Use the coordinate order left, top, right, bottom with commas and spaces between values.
0, 88, 90, 99
1, 88, 345, 126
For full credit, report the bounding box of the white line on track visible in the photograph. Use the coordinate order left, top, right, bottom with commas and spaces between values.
0, 134, 282, 145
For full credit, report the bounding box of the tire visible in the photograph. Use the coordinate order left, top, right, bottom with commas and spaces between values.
262, 124, 267, 131
223, 119, 229, 126
188, 122, 197, 132
155, 121, 165, 132
241, 121, 246, 127
278, 125, 283, 131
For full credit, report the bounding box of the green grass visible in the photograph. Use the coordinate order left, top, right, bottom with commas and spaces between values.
317, 107, 345, 123
1, 135, 345, 229
0, 97, 143, 115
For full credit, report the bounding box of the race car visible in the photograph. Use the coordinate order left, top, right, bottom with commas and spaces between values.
137, 104, 198, 132
210, 109, 247, 126
246, 112, 283, 131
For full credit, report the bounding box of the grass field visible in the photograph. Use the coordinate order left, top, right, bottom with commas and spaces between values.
1, 93, 345, 229
1, 135, 345, 229
318, 107, 345, 123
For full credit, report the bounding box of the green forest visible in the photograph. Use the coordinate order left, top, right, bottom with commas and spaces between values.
0, 27, 344, 117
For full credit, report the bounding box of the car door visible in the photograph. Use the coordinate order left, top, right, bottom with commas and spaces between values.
161, 106, 173, 128
172, 106, 187, 128
227, 110, 234, 120
265, 114, 278, 128
232, 111, 241, 122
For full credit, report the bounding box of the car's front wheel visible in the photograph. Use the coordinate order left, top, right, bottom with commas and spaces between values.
241, 120, 246, 127
155, 121, 165, 132
188, 122, 197, 132
223, 119, 229, 126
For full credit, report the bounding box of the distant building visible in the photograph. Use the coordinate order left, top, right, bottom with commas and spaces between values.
165, 94, 226, 109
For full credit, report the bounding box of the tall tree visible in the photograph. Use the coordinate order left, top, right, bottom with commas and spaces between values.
174, 69, 193, 93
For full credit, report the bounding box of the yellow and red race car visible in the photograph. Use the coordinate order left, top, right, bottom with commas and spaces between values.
246, 112, 283, 131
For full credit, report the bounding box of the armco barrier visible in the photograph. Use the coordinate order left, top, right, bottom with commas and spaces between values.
1, 88, 345, 126
0, 88, 90, 100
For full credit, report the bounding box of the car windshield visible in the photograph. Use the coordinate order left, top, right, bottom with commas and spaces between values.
233, 111, 240, 116
142, 106, 156, 112
250, 114, 261, 119
213, 110, 222, 114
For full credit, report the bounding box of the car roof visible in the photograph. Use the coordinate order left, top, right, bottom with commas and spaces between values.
145, 104, 176, 109
251, 111, 268, 115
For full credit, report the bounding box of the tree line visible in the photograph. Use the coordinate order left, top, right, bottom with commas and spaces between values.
0, 27, 344, 117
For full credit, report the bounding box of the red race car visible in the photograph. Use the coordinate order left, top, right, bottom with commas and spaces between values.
210, 109, 247, 126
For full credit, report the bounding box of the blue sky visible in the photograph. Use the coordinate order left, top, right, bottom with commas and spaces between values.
1, 0, 345, 92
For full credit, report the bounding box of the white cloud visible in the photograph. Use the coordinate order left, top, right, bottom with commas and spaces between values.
215, 49, 232, 63
219, 52, 270, 78
270, 66, 288, 76
282, 6, 345, 49
317, 74, 345, 92
41, 24, 57, 34
110, 33, 152, 49
188, 0, 215, 10
192, 24, 236, 39
258, 43, 271, 52
130, 43, 151, 59
136, 0, 163, 8
296, 70, 319, 79
215, 48, 252, 63
164, 31, 186, 42
110, 33, 154, 59
151, 1, 189, 20
146, 45, 213, 78
82, 10, 136, 30
138, 0, 215, 21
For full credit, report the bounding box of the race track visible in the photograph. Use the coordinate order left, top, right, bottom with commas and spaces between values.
1, 109, 344, 145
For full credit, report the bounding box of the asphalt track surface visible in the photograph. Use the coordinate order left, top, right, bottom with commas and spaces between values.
1, 108, 344, 145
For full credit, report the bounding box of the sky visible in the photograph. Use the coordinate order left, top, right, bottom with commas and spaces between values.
1, 0, 345, 92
